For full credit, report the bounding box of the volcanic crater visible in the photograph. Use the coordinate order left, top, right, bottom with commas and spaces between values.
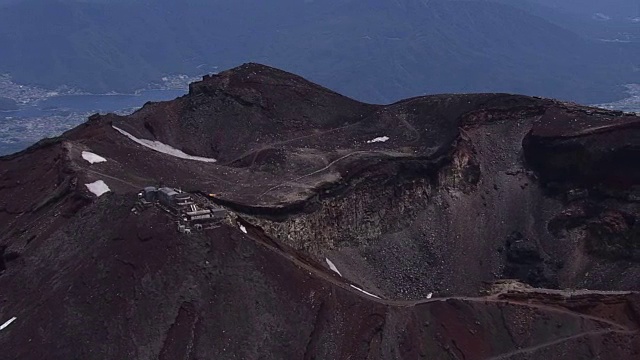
0, 63, 639, 359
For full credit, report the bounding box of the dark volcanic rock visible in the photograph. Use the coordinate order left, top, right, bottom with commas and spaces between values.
0, 64, 639, 359
503, 231, 557, 288
505, 231, 542, 264
523, 107, 640, 191
586, 209, 640, 260
0, 245, 6, 272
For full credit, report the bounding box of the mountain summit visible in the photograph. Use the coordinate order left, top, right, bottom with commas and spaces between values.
1, 64, 639, 359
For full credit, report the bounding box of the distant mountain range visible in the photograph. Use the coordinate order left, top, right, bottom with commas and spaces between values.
499, 0, 640, 41
1, 0, 640, 104
520, 0, 640, 18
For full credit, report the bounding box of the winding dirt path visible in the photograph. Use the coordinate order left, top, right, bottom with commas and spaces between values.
69, 163, 639, 351
222, 119, 368, 167
258, 149, 416, 198
487, 329, 638, 360
83, 168, 141, 189
235, 218, 637, 332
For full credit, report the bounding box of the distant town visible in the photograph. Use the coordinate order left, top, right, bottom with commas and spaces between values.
0, 73, 196, 105
0, 74, 85, 106
594, 84, 640, 114
0, 74, 197, 155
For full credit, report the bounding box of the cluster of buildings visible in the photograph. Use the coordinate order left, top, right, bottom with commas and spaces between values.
134, 186, 227, 232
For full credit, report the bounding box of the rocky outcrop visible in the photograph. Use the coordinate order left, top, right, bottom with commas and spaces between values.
502, 231, 559, 288
523, 107, 640, 192
586, 209, 639, 260
549, 202, 640, 262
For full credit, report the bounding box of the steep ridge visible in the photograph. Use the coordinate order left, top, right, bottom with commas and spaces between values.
0, 64, 639, 359
115, 63, 379, 162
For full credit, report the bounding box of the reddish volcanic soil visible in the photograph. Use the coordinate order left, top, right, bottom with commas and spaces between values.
0, 63, 639, 359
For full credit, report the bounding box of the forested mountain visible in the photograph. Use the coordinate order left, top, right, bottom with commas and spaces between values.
524, 0, 640, 18
1, 0, 640, 103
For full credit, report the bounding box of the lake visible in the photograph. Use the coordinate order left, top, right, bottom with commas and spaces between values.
5, 89, 187, 119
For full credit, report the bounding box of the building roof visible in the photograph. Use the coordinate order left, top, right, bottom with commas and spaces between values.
158, 187, 178, 197
175, 193, 191, 200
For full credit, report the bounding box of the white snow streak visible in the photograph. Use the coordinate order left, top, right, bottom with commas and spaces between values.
81, 151, 107, 164
366, 136, 389, 144
85, 180, 111, 197
239, 225, 247, 234
350, 285, 381, 299
0, 317, 17, 331
112, 126, 217, 163
325, 258, 342, 277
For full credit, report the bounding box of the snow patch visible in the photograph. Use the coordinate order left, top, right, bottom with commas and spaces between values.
350, 285, 381, 299
366, 136, 389, 144
239, 224, 247, 234
85, 180, 111, 197
112, 126, 217, 163
0, 317, 17, 331
81, 151, 107, 164
325, 258, 342, 277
